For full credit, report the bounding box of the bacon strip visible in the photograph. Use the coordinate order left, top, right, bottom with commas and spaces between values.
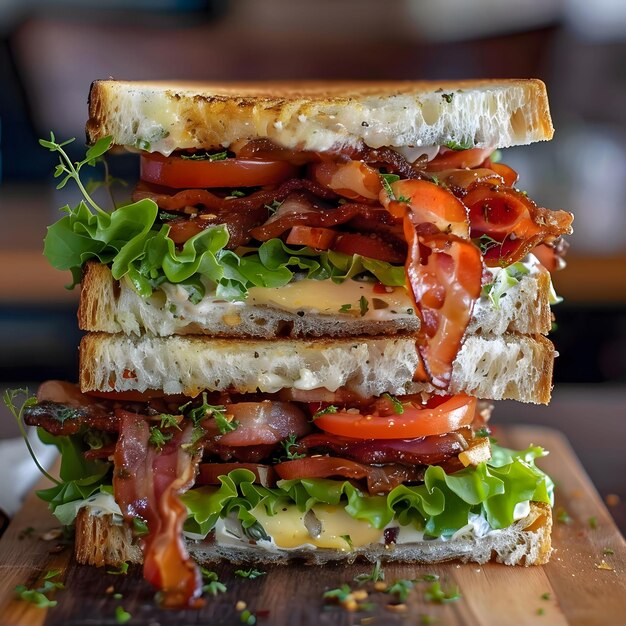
113, 410, 203, 608
465, 184, 573, 267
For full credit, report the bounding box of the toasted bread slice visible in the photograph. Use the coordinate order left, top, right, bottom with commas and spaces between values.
78, 261, 552, 339
79, 331, 555, 403
74, 502, 551, 568
87, 79, 553, 154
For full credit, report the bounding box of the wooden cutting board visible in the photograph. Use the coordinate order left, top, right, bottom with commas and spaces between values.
0, 425, 624, 626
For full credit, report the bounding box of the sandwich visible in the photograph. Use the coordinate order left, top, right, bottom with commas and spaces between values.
13, 80, 572, 608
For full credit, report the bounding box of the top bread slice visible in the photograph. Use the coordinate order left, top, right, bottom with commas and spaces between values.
86, 79, 553, 154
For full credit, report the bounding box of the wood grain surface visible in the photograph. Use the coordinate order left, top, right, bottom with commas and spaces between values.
0, 426, 624, 626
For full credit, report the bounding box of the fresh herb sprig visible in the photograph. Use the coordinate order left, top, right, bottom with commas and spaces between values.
354, 560, 384, 585
3, 389, 60, 485
281, 434, 305, 460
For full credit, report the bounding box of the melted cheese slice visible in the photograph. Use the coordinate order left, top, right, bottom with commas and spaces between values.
247, 280, 415, 321
250, 504, 383, 550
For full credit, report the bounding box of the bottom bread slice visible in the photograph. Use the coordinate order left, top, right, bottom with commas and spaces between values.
74, 502, 552, 569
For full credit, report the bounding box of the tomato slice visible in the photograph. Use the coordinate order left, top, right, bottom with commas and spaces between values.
426, 148, 494, 172
140, 153, 299, 189
286, 225, 338, 250
333, 232, 405, 264
314, 395, 476, 439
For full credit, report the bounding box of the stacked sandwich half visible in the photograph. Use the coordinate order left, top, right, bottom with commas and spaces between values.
24, 80, 572, 607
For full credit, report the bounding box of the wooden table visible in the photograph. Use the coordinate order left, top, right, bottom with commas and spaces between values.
0, 425, 624, 626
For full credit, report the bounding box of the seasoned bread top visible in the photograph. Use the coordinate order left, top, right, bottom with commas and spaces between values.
86, 79, 554, 154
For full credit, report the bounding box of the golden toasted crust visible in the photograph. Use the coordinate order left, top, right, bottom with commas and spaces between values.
86, 79, 554, 154
74, 509, 142, 567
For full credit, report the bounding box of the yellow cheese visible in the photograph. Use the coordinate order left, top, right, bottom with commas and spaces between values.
247, 279, 415, 321
250, 504, 383, 550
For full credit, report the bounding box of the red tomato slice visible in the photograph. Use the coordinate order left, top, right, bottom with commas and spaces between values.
314, 395, 476, 439
333, 232, 405, 264
426, 148, 494, 172
286, 225, 338, 250
140, 153, 299, 189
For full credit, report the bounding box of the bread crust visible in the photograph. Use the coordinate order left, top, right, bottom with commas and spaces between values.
86, 79, 553, 154
78, 331, 555, 403
74, 502, 551, 568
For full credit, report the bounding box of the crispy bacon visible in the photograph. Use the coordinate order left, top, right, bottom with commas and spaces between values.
133, 178, 337, 213
251, 195, 401, 242
381, 181, 483, 388
113, 410, 203, 608
465, 184, 574, 267
297, 430, 468, 466
274, 456, 425, 494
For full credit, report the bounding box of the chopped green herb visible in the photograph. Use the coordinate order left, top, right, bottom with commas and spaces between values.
14, 569, 64, 608
420, 615, 437, 625
132, 517, 149, 536
115, 605, 132, 624
424, 580, 461, 604
113, 593, 123, 600
240, 609, 257, 625
382, 393, 404, 415
229, 190, 246, 197
158, 413, 182, 430
359, 295, 369, 317
158, 210, 181, 221
200, 568, 227, 596
476, 233, 502, 255
444, 139, 473, 151
397, 195, 411, 203
312, 405, 338, 420
323, 583, 352, 602
234, 568, 266, 579
414, 573, 439, 583
537, 608, 545, 616
589, 516, 598, 529
441, 93, 454, 103
354, 560, 384, 585
475, 427, 490, 438
341, 534, 354, 549
180, 150, 228, 161
339, 303, 352, 313
556, 508, 572, 525
107, 562, 129, 576
265, 199, 283, 215
380, 173, 400, 199
603, 548, 615, 556
281, 434, 305, 460
181, 393, 238, 434
541, 592, 551, 601
387, 579, 414, 602
148, 426, 173, 452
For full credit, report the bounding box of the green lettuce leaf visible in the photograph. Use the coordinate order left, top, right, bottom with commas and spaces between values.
44, 199, 405, 301
35, 430, 111, 521
182, 444, 553, 539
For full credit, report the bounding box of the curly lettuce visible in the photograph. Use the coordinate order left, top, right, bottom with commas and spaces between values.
41, 135, 405, 302
182, 444, 554, 539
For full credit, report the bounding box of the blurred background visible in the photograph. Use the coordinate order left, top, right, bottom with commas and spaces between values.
0, 0, 624, 524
